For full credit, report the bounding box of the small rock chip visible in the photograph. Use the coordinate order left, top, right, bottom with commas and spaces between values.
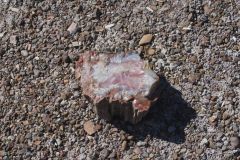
121, 141, 127, 151
105, 24, 115, 29
0, 32, 6, 38
139, 34, 153, 45
95, 26, 104, 32
21, 50, 28, 57
34, 140, 41, 145
133, 147, 141, 154
200, 138, 209, 146
209, 115, 217, 125
146, 7, 154, 12
9, 7, 19, 12
100, 149, 109, 159
230, 136, 240, 149
72, 41, 80, 47
147, 48, 155, 55
83, 121, 100, 135
67, 22, 78, 34
10, 35, 18, 45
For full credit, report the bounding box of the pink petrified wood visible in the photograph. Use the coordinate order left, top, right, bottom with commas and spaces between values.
76, 51, 160, 124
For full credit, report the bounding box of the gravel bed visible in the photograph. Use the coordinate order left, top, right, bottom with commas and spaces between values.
0, 0, 239, 159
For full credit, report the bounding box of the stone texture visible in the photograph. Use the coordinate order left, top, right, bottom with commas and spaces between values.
76, 51, 160, 124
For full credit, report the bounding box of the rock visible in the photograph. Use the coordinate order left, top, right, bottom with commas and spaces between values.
230, 136, 240, 149
21, 50, 28, 57
72, 41, 80, 47
121, 140, 127, 151
137, 141, 146, 147
147, 48, 155, 55
209, 115, 217, 125
105, 24, 115, 30
67, 22, 78, 34
100, 149, 109, 159
10, 35, 18, 45
200, 138, 209, 146
76, 51, 160, 124
133, 147, 141, 154
83, 121, 100, 135
0, 32, 5, 38
139, 34, 153, 45
222, 110, 230, 120
9, 7, 19, 12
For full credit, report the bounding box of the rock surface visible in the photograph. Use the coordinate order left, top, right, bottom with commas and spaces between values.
76, 51, 160, 124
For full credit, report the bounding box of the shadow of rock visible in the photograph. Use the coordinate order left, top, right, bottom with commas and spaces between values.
111, 75, 197, 144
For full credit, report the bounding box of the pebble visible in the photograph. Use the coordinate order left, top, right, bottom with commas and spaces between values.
105, 24, 115, 30
10, 35, 18, 45
21, 50, 28, 57
137, 141, 146, 147
134, 147, 141, 154
121, 140, 127, 151
230, 136, 240, 149
139, 34, 153, 45
200, 138, 209, 146
147, 48, 155, 55
100, 149, 109, 159
67, 22, 78, 34
83, 121, 99, 136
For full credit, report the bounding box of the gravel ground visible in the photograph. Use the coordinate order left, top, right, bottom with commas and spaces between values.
0, 0, 239, 159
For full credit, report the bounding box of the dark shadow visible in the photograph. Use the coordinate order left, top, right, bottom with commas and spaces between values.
111, 75, 197, 144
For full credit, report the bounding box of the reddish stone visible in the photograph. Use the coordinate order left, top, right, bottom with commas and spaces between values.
76, 51, 160, 124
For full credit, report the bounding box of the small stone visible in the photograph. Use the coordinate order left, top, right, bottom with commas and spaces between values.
209, 115, 217, 125
10, 35, 18, 45
0, 32, 6, 38
72, 41, 80, 47
222, 111, 230, 120
121, 141, 127, 151
137, 141, 146, 147
146, 7, 154, 12
83, 121, 99, 135
108, 151, 116, 158
230, 136, 240, 149
196, 148, 203, 154
147, 48, 155, 55
188, 74, 200, 84
95, 26, 104, 32
67, 22, 78, 34
9, 7, 19, 12
133, 147, 141, 154
189, 55, 198, 63
200, 138, 209, 146
34, 140, 41, 145
100, 149, 109, 159
105, 24, 115, 29
21, 50, 28, 57
139, 34, 153, 45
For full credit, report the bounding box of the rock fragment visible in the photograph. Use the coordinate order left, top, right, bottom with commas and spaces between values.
83, 121, 100, 135
230, 136, 240, 149
139, 34, 153, 45
67, 22, 78, 34
10, 35, 18, 45
147, 48, 155, 55
21, 50, 28, 57
76, 51, 160, 124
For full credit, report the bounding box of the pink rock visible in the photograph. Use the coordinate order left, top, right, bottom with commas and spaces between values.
76, 51, 160, 124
